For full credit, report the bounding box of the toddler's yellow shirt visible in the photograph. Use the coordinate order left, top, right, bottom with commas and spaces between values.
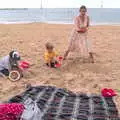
44, 51, 58, 63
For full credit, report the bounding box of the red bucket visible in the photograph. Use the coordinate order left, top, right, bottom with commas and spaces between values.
58, 56, 63, 60
55, 63, 61, 68
19, 61, 30, 69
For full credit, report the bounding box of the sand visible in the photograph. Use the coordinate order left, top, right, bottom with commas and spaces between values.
0, 23, 120, 111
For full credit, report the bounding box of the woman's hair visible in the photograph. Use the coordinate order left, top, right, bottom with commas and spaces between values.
79, 5, 87, 12
45, 42, 54, 49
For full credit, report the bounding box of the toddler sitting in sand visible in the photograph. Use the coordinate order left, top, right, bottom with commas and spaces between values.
0, 50, 21, 77
44, 42, 58, 68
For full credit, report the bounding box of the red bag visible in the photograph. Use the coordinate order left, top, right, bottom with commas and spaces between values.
0, 103, 24, 120
101, 88, 117, 97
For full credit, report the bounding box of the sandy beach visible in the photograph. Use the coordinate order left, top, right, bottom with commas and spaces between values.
0, 23, 120, 111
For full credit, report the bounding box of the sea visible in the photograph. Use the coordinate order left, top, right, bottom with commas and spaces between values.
0, 8, 120, 25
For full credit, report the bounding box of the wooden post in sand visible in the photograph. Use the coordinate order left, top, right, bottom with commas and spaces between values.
101, 0, 103, 8
41, 0, 43, 9
40, 0, 44, 21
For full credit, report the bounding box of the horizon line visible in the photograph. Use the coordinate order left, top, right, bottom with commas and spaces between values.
0, 7, 120, 9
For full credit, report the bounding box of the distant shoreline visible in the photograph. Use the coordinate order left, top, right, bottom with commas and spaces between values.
0, 21, 120, 26
0, 8, 28, 10
0, 8, 120, 25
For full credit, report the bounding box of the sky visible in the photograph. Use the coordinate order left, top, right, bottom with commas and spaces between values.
0, 0, 120, 8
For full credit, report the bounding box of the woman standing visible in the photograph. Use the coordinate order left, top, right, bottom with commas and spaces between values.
64, 5, 94, 63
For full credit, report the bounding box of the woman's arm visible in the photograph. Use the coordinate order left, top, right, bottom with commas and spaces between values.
74, 16, 80, 31
87, 16, 90, 28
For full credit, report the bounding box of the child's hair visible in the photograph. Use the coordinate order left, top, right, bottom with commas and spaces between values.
9, 50, 20, 60
79, 5, 87, 12
45, 42, 54, 50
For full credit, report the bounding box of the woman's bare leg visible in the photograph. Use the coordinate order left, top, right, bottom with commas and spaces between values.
89, 52, 94, 63
64, 50, 70, 60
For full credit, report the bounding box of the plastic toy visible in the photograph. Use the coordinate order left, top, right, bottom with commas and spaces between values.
9, 61, 30, 82
55, 56, 63, 68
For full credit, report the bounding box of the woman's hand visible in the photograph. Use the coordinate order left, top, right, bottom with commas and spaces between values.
77, 27, 87, 33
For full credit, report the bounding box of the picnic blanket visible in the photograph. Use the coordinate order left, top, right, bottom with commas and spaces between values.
7, 85, 120, 120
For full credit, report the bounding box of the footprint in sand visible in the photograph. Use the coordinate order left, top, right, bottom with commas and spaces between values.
93, 83, 99, 88
64, 73, 77, 81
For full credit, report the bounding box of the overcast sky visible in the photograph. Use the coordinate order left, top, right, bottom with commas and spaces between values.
0, 0, 120, 8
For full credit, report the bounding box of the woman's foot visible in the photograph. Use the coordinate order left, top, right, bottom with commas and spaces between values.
63, 50, 69, 60
89, 57, 94, 63
63, 57, 67, 60
89, 52, 94, 63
